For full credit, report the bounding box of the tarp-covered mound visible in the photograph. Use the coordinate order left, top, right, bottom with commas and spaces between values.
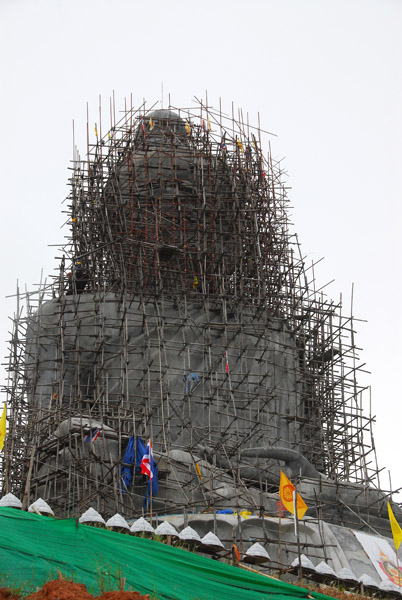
0, 508, 329, 600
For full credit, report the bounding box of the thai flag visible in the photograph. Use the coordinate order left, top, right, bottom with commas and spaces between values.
140, 439, 154, 480
84, 428, 100, 443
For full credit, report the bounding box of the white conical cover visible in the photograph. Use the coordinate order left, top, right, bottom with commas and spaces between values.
246, 542, 270, 560
28, 498, 54, 516
291, 554, 315, 570
79, 507, 105, 524
0, 493, 22, 508
200, 532, 224, 548
179, 526, 201, 542
358, 574, 378, 587
154, 521, 179, 536
315, 561, 336, 576
130, 517, 155, 533
337, 567, 357, 581
106, 513, 129, 529
379, 580, 400, 592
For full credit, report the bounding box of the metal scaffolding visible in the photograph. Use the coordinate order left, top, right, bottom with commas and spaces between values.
2, 98, 381, 521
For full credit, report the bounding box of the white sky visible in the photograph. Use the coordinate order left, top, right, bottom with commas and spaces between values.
1, 0, 401, 497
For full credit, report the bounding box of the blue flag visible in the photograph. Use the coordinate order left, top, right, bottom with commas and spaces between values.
120, 436, 146, 492
120, 436, 158, 504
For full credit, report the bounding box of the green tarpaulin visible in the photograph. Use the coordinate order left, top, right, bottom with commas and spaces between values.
0, 508, 329, 599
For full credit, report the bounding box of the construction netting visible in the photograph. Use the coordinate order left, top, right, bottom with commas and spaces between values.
0, 508, 331, 599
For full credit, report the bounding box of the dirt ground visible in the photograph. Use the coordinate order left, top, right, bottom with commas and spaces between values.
0, 587, 20, 600
0, 579, 151, 600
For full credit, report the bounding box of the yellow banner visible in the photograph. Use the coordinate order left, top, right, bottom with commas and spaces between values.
388, 502, 402, 550
0, 404, 6, 451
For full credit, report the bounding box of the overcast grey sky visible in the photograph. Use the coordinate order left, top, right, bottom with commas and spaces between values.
1, 0, 401, 496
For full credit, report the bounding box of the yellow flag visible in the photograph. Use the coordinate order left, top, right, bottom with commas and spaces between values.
0, 404, 6, 452
94, 124, 98, 137
237, 139, 243, 154
279, 470, 307, 520
185, 120, 191, 135
388, 501, 402, 550
149, 116, 154, 131
237, 510, 252, 519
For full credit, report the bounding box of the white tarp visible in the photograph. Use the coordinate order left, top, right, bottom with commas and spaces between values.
354, 530, 402, 586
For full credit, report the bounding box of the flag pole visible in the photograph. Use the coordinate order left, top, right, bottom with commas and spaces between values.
395, 544, 401, 588
278, 509, 282, 567
150, 439, 153, 527
293, 484, 303, 586
150, 471, 153, 527
3, 404, 8, 494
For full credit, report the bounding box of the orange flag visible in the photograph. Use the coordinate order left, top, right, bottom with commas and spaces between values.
279, 470, 308, 520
